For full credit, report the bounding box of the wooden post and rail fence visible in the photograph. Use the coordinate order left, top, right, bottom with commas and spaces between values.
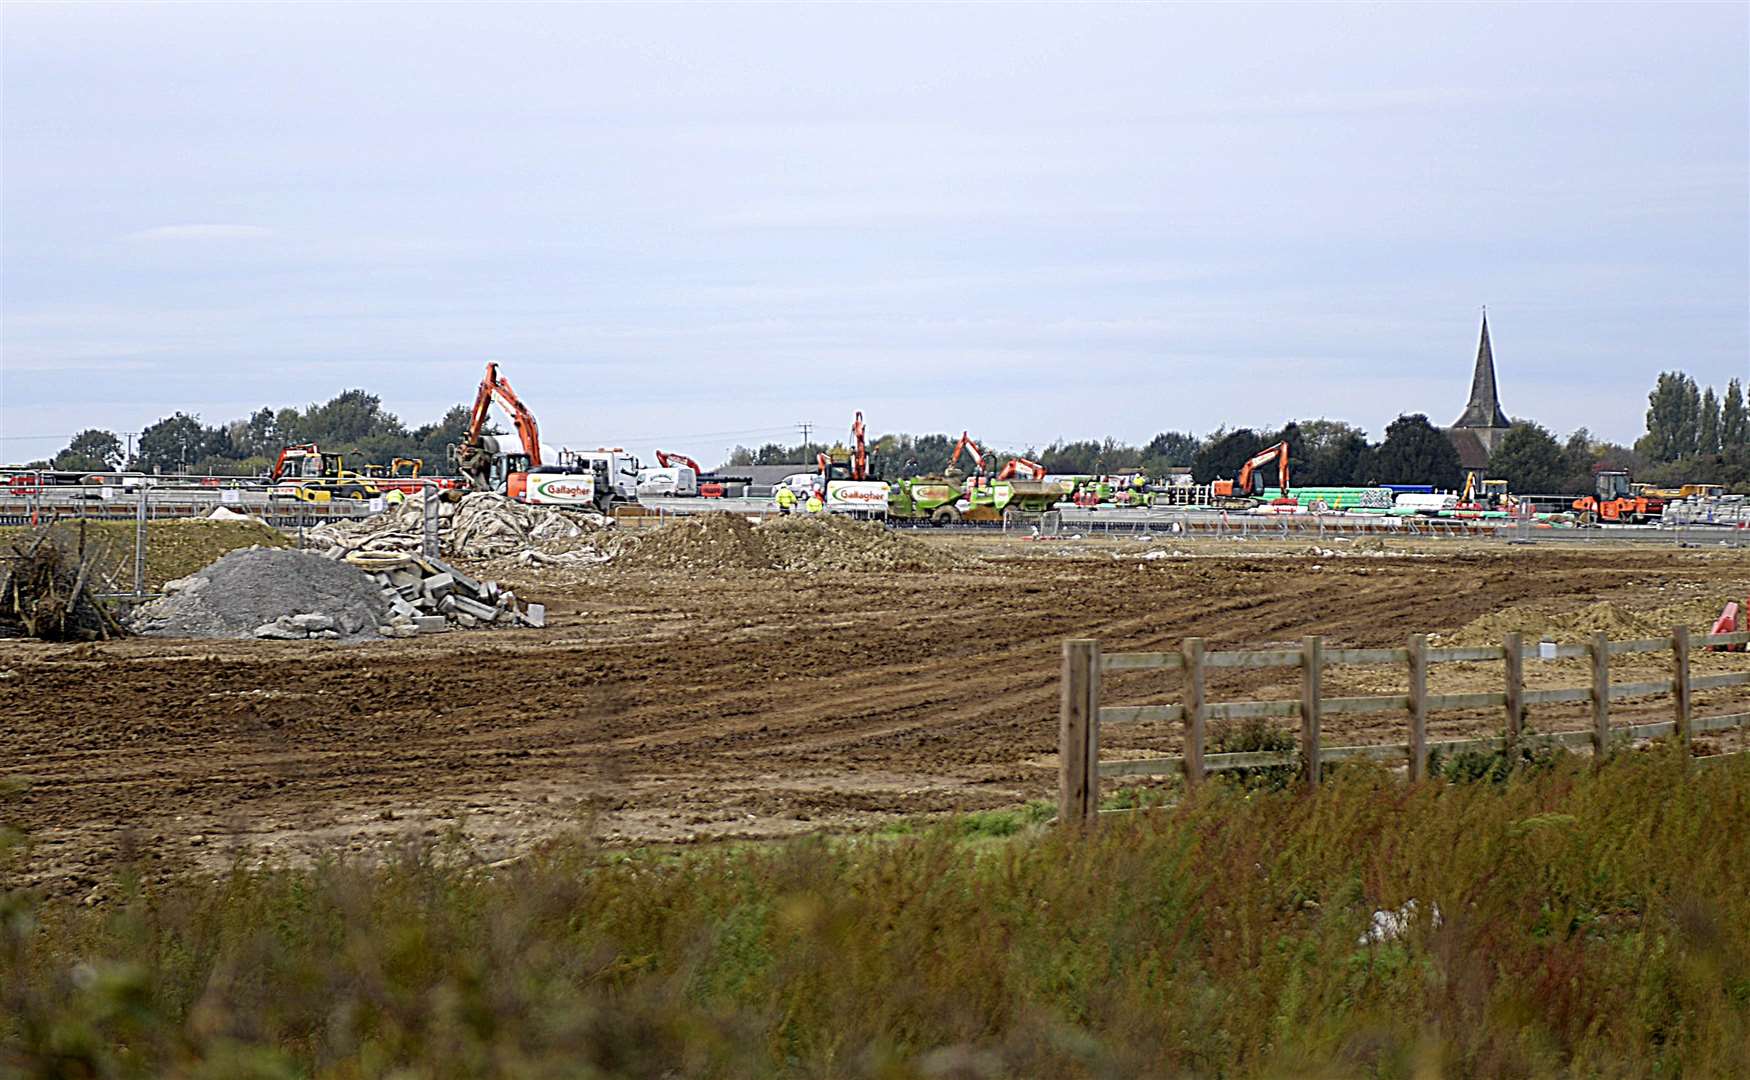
1059, 626, 1750, 827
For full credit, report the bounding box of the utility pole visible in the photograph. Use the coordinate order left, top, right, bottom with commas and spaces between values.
797, 421, 812, 456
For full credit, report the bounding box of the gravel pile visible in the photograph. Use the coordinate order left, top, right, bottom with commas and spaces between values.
307, 492, 608, 561
130, 547, 388, 642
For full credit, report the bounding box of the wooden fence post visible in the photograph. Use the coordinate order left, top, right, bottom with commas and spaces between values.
1182, 638, 1206, 787
1672, 625, 1691, 758
1408, 634, 1429, 782
1590, 631, 1610, 766
1301, 636, 1323, 789
1503, 631, 1524, 761
1060, 639, 1101, 828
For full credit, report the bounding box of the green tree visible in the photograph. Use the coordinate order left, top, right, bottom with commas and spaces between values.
1294, 419, 1371, 486
134, 413, 208, 474
232, 407, 281, 458
298, 389, 404, 445
1488, 422, 1568, 493
1641, 371, 1701, 462
412, 405, 472, 464
1722, 379, 1746, 448
52, 429, 125, 472
1372, 414, 1463, 490
1699, 386, 1721, 454
1141, 431, 1198, 471
1192, 428, 1263, 484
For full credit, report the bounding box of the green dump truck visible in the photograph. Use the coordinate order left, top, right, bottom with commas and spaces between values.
889, 477, 1073, 524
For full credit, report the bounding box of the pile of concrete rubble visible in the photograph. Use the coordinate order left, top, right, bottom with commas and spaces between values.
307, 492, 609, 561
346, 550, 544, 636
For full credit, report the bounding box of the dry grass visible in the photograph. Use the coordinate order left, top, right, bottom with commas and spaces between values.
4, 750, 1748, 1078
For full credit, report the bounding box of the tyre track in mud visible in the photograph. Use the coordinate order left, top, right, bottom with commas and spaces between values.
4, 544, 1747, 890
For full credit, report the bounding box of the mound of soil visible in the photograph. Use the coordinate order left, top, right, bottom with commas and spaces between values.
757, 515, 963, 572
605, 514, 963, 573
1436, 596, 1733, 646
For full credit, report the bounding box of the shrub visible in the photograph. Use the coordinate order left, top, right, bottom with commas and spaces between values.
4, 749, 1747, 1078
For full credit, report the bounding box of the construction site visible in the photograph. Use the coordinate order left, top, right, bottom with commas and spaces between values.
0, 492, 1746, 896
5, 325, 1750, 893
5, 322, 1750, 901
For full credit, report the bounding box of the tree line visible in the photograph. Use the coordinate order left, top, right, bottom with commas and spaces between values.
42, 391, 472, 477
34, 373, 1750, 494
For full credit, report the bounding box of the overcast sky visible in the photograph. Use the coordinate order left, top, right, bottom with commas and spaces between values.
3, 2, 1746, 465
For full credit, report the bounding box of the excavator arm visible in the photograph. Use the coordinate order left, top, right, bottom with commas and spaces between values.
851, 411, 868, 481
655, 450, 702, 473
947, 431, 985, 477
454, 362, 542, 491
994, 457, 1045, 482
1233, 441, 1291, 499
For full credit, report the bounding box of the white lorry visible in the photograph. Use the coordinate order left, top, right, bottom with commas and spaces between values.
514, 449, 642, 512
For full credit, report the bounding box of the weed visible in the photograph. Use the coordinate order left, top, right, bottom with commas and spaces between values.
4, 748, 1747, 1077
1211, 715, 1300, 791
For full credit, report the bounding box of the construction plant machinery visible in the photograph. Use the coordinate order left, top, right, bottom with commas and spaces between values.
812, 411, 890, 516
1455, 474, 1516, 515
1572, 470, 1664, 524
269, 443, 346, 482
450, 361, 639, 512
889, 437, 1070, 525
1210, 441, 1297, 510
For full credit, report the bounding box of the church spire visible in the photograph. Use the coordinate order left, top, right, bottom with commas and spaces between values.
1453, 311, 1510, 429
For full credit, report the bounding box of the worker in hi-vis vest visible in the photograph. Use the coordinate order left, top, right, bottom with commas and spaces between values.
805, 490, 824, 514
775, 486, 796, 514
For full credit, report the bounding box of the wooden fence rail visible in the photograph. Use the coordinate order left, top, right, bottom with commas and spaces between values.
1057, 626, 1750, 827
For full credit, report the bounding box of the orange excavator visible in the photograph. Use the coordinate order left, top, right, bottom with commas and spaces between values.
817, 410, 876, 483
451, 361, 543, 492
994, 457, 1045, 482
1210, 441, 1294, 508
946, 431, 986, 478
654, 449, 702, 473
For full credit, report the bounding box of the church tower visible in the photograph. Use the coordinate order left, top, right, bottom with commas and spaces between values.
1446, 312, 1513, 489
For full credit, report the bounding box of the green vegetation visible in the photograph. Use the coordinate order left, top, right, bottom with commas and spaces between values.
34, 371, 1749, 493
7, 748, 1747, 1078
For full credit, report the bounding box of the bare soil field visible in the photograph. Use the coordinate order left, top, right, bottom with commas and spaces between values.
5, 534, 1749, 895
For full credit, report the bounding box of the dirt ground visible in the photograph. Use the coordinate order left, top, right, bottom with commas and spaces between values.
5, 534, 1749, 895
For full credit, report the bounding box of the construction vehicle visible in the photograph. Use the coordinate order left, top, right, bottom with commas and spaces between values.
519, 449, 641, 510
269, 444, 346, 482
1455, 475, 1516, 514
356, 457, 459, 496
1572, 470, 1664, 524
811, 411, 888, 516
449, 362, 635, 511
945, 431, 987, 479
639, 450, 701, 497
452, 362, 544, 492
890, 452, 1069, 525
1210, 441, 1296, 509
270, 472, 381, 503
1644, 483, 1726, 500
994, 457, 1045, 482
